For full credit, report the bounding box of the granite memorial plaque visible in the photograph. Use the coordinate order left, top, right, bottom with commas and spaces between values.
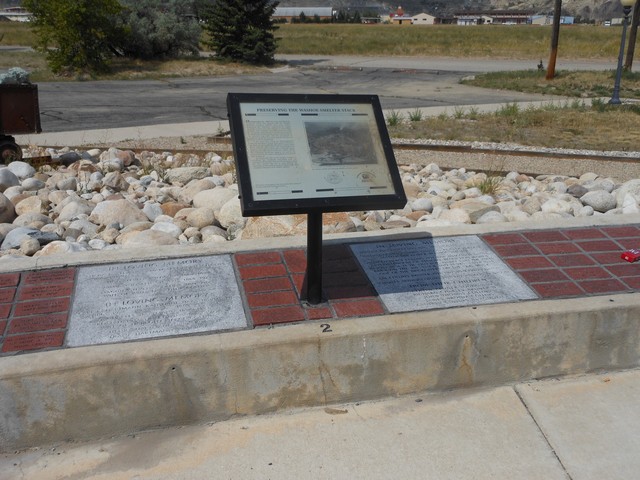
350, 236, 538, 313
67, 256, 247, 347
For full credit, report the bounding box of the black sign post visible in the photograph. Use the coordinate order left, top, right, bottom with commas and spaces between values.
227, 93, 407, 304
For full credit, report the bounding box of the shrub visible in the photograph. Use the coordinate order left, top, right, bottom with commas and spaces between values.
386, 110, 403, 126
117, 0, 202, 59
408, 108, 423, 122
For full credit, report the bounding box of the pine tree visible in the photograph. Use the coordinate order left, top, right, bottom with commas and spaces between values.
203, 0, 279, 65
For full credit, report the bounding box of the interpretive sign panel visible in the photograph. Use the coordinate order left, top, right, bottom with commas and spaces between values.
227, 93, 407, 216
350, 236, 538, 313
67, 256, 247, 347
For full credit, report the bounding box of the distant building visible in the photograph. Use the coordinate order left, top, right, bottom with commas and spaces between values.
412, 13, 437, 25
531, 15, 575, 25
454, 10, 533, 25
390, 5, 412, 25
0, 6, 31, 22
273, 7, 334, 23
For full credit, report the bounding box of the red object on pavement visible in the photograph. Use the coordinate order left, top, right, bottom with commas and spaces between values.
621, 249, 640, 263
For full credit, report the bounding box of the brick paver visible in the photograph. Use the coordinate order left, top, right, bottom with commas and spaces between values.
3, 224, 640, 357
482, 226, 640, 299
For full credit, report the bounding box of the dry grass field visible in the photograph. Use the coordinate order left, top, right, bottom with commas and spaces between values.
2, 21, 639, 151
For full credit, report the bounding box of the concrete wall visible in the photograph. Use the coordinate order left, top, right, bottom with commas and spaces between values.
2, 293, 639, 452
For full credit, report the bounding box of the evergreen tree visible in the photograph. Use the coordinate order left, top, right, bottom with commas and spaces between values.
203, 0, 279, 65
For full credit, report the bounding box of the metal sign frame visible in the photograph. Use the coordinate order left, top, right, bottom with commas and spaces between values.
227, 92, 407, 216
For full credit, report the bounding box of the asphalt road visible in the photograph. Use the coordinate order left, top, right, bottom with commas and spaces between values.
32, 55, 615, 133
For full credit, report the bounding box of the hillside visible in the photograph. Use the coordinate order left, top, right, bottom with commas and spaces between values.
278, 0, 623, 21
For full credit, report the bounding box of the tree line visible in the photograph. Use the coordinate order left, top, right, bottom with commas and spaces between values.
23, 0, 279, 74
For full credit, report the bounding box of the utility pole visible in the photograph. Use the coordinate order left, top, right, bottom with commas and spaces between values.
624, 3, 639, 70
546, 0, 563, 80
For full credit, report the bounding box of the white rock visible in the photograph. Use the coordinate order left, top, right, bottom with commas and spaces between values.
615, 179, 640, 208
410, 197, 433, 212
541, 198, 572, 214
192, 188, 237, 214
19, 237, 41, 256
142, 202, 164, 222
38, 241, 88, 256
201, 225, 228, 241
217, 197, 245, 229
165, 167, 210, 185
575, 205, 595, 217
7, 161, 35, 179
89, 199, 148, 227
150, 222, 183, 238
119, 229, 179, 247
88, 238, 109, 250
437, 208, 471, 224
622, 193, 640, 214
476, 211, 508, 223
186, 207, 215, 229
21, 178, 45, 191
57, 200, 94, 223
178, 178, 216, 204
13, 212, 52, 228
505, 209, 530, 222
580, 190, 617, 213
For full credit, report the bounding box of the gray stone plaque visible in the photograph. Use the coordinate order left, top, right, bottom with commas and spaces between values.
350, 236, 537, 313
67, 256, 247, 347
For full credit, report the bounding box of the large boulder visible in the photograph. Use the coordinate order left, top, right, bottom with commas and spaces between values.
89, 199, 147, 227
192, 188, 237, 215
217, 197, 245, 229
580, 190, 617, 213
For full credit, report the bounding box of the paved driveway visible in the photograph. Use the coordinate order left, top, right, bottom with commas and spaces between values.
28, 55, 615, 132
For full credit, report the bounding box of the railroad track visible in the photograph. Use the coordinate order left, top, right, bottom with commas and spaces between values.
33, 140, 640, 179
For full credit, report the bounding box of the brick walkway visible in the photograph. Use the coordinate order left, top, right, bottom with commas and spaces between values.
2, 225, 640, 357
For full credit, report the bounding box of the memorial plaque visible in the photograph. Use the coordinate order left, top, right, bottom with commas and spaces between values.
67, 256, 247, 347
350, 236, 538, 313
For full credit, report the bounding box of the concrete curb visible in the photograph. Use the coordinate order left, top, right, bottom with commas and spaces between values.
2, 213, 640, 274
2, 291, 640, 452
3, 214, 640, 452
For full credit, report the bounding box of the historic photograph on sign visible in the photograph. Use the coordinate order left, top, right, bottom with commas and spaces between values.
305, 122, 378, 166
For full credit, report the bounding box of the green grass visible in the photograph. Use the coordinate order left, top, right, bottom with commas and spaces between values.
462, 69, 640, 99
389, 102, 640, 152
0, 21, 36, 45
275, 24, 624, 59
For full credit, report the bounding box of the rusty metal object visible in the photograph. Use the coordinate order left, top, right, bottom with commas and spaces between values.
0, 83, 42, 163
0, 84, 42, 135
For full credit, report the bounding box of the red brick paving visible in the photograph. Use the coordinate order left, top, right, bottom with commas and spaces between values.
0, 287, 16, 304
2, 331, 65, 353
234, 245, 386, 327
0, 268, 75, 356
3, 224, 640, 356
8, 313, 68, 334
0, 303, 11, 319
0, 273, 20, 288
481, 226, 640, 299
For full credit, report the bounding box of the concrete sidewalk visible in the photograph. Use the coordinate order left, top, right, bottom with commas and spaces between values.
2, 368, 638, 480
